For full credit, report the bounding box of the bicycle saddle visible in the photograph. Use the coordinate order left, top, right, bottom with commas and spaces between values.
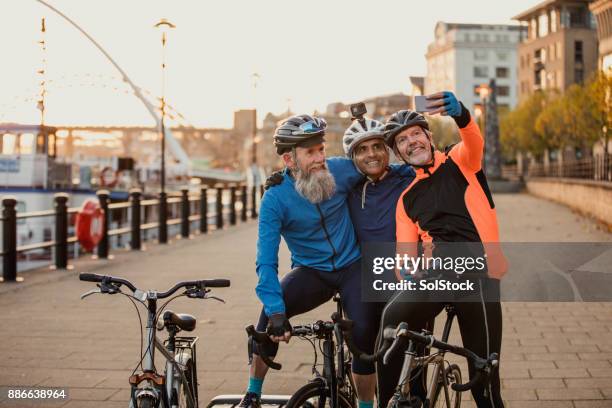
162, 310, 196, 332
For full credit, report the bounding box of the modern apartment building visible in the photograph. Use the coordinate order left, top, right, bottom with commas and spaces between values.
514, 0, 599, 100
425, 22, 524, 113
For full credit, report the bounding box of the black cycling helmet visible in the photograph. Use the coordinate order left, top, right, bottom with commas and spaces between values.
383, 110, 429, 148
273, 114, 327, 155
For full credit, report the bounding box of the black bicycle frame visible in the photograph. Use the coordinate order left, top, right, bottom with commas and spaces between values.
321, 293, 353, 408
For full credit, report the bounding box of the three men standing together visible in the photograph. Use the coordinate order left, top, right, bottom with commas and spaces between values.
241, 92, 505, 408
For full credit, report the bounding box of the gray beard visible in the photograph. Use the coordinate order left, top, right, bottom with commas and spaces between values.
294, 166, 337, 204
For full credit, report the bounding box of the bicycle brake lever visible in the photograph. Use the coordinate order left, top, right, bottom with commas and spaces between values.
206, 295, 225, 303
80, 288, 101, 300
97, 282, 121, 294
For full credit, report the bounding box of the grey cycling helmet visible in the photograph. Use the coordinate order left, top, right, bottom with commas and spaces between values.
342, 117, 386, 157
383, 110, 429, 147
273, 114, 327, 155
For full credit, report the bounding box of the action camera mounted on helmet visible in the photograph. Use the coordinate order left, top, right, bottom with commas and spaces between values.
349, 102, 367, 121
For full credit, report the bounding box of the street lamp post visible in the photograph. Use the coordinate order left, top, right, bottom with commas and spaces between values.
251, 72, 260, 166
155, 18, 175, 244
476, 83, 491, 172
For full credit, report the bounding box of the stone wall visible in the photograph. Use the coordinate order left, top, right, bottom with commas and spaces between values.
526, 178, 612, 228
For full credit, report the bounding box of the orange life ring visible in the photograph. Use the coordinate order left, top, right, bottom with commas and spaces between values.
100, 166, 119, 188
76, 199, 105, 252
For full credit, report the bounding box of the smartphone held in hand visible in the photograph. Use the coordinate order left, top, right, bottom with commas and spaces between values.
414, 95, 435, 113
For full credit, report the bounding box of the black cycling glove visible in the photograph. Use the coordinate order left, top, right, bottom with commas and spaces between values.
266, 313, 292, 337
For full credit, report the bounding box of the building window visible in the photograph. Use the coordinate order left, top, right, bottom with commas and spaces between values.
497, 86, 510, 97
568, 6, 587, 28
474, 50, 488, 60
497, 51, 509, 61
534, 69, 542, 87
474, 66, 489, 78
496, 67, 509, 78
575, 40, 583, 63
538, 13, 549, 37
464, 33, 471, 42
575, 68, 584, 84
550, 9, 557, 32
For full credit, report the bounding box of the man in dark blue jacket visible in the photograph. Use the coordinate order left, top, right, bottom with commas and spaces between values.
342, 110, 424, 407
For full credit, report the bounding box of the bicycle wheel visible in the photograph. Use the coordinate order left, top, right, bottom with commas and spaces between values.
177, 358, 198, 408
286, 381, 354, 408
430, 364, 461, 408
137, 396, 155, 408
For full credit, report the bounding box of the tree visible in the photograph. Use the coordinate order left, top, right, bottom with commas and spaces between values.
534, 89, 565, 150
500, 90, 554, 158
501, 69, 611, 162
427, 115, 459, 150
583, 69, 612, 161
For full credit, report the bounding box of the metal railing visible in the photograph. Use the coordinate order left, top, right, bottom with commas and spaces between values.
1, 184, 264, 282
524, 156, 612, 182
501, 156, 612, 184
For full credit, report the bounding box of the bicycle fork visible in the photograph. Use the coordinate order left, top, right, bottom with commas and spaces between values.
398, 341, 417, 397
323, 337, 339, 408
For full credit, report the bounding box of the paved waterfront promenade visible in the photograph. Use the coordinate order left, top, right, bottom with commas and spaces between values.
0, 193, 611, 408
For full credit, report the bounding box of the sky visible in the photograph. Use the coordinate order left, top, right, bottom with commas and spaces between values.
1, 0, 536, 128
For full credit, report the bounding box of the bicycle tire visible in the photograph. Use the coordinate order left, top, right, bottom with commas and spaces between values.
286, 381, 354, 408
177, 358, 198, 408
430, 364, 462, 408
137, 396, 155, 408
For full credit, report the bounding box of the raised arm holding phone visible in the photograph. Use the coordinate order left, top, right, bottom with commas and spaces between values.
379, 91, 506, 408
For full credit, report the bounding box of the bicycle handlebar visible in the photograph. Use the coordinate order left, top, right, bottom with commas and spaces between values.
331, 312, 393, 363
79, 273, 137, 292
333, 315, 499, 392
79, 273, 230, 298
246, 318, 341, 370
245, 325, 282, 370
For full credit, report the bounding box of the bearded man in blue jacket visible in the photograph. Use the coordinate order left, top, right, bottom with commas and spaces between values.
240, 113, 412, 408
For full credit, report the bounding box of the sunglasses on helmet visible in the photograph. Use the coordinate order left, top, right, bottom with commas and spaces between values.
297, 121, 323, 134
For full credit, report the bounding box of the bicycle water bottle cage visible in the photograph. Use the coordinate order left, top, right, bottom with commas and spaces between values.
161, 310, 196, 332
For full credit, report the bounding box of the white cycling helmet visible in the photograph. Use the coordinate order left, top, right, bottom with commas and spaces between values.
342, 117, 386, 157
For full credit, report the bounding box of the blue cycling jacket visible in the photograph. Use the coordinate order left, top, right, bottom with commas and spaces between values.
256, 157, 362, 316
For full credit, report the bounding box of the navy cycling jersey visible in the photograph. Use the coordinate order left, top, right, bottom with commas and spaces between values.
348, 165, 415, 244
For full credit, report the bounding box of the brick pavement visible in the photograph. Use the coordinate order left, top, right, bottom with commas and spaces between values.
0, 193, 610, 407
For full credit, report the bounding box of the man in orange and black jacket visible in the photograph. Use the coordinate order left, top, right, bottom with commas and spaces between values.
378, 91, 506, 408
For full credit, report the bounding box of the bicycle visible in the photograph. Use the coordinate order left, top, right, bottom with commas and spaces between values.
79, 272, 230, 408
246, 293, 357, 408
337, 305, 499, 408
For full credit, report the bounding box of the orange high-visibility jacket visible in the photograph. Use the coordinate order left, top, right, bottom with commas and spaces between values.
395, 116, 507, 279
